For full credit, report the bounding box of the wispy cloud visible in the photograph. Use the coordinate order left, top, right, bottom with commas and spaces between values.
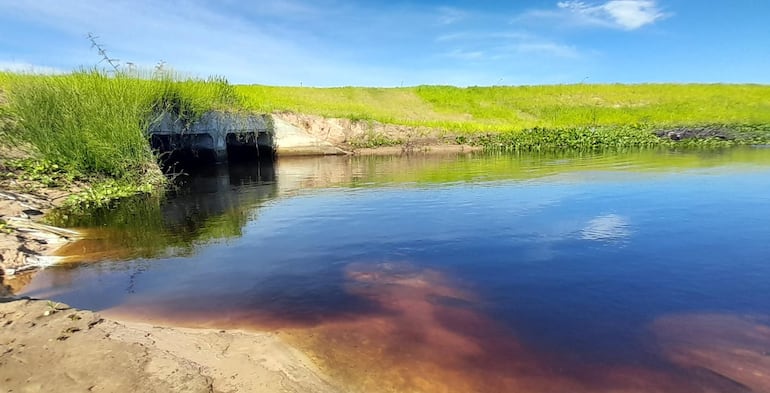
518, 0, 669, 30
438, 31, 581, 60
0, 0, 596, 86
436, 6, 468, 25
0, 61, 64, 74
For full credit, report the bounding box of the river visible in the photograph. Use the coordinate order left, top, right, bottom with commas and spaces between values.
20, 147, 770, 392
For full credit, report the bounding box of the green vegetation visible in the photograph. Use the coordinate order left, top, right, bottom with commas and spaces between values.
0, 70, 243, 206
0, 219, 11, 234
238, 84, 770, 132
1, 70, 238, 182
1, 158, 79, 187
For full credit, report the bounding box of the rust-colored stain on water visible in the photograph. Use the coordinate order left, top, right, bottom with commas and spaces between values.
107, 262, 769, 393
651, 313, 770, 392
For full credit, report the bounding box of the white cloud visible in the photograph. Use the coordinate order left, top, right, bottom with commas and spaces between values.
521, 0, 669, 30
0, 61, 64, 74
438, 30, 581, 60
600, 1, 666, 29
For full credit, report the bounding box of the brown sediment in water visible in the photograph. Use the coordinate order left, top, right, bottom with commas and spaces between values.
52, 228, 154, 264
105, 261, 758, 393
274, 262, 697, 393
651, 313, 770, 392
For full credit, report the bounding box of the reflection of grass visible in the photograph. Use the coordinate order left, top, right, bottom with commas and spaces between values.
45, 148, 770, 262
344, 147, 770, 185
238, 84, 770, 132
48, 193, 256, 262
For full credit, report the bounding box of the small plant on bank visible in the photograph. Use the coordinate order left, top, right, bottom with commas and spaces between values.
348, 128, 404, 148
0, 219, 11, 234
43, 300, 65, 316
63, 178, 157, 212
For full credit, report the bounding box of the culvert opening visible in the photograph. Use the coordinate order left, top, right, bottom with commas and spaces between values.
151, 132, 275, 173
226, 132, 275, 162
151, 134, 218, 172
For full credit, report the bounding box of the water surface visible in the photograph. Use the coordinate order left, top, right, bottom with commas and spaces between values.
21, 148, 770, 392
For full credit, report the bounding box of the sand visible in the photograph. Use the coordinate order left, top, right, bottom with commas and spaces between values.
0, 297, 340, 393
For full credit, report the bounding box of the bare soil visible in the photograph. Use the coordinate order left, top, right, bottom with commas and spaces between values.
273, 112, 481, 155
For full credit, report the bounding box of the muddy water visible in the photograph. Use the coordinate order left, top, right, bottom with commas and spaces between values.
20, 148, 770, 392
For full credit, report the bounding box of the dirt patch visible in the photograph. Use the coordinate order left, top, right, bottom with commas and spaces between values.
0, 298, 340, 393
273, 112, 480, 155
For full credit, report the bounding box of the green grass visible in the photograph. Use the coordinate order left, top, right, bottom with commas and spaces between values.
237, 83, 770, 133
1, 70, 240, 187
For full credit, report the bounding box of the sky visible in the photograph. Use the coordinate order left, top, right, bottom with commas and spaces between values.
0, 0, 768, 86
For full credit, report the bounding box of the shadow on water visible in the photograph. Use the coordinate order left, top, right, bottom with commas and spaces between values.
48, 157, 278, 264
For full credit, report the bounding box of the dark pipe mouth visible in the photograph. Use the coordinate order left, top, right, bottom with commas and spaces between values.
151, 133, 275, 173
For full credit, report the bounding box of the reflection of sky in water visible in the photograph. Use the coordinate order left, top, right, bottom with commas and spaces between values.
581, 214, 631, 241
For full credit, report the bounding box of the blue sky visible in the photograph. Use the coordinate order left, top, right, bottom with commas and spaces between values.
1, 1, 768, 86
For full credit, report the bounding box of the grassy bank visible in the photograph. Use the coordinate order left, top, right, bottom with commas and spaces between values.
238, 84, 770, 131
238, 84, 770, 148
0, 70, 241, 206
2, 76, 769, 197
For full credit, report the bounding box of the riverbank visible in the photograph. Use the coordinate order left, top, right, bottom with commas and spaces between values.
0, 188, 72, 294
0, 297, 339, 393
0, 148, 84, 294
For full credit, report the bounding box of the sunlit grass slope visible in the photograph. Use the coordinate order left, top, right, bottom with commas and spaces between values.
238, 84, 770, 132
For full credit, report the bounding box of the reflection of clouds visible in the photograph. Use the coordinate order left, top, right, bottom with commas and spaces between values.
581, 214, 631, 241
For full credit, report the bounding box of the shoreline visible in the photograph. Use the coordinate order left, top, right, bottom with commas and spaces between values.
0, 187, 78, 295
0, 179, 348, 392
0, 297, 342, 393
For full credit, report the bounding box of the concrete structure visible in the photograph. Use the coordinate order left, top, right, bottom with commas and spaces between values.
148, 111, 274, 162
148, 111, 346, 161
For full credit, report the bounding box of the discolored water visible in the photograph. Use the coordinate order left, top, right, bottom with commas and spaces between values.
20, 148, 770, 392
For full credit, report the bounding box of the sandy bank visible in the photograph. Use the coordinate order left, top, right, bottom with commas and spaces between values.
0, 297, 340, 393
